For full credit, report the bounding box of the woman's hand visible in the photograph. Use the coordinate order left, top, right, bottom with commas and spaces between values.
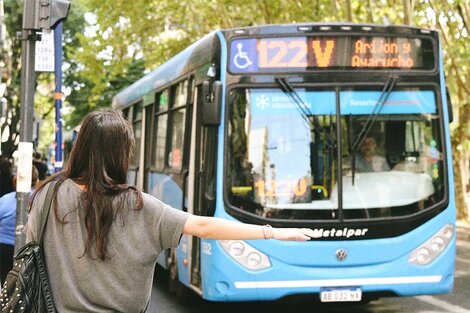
267, 226, 319, 241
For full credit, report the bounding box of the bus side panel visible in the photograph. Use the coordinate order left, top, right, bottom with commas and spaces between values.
147, 171, 191, 284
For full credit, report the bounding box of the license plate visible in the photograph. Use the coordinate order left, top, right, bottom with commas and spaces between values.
320, 287, 362, 302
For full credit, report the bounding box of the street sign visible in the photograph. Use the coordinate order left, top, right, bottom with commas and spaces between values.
16, 142, 34, 193
35, 30, 54, 72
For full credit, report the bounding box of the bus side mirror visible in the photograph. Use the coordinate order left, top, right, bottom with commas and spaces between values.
446, 86, 453, 123
201, 80, 222, 126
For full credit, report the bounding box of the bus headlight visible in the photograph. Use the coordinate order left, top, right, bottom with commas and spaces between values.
219, 240, 271, 270
408, 224, 454, 265
229, 241, 245, 256
431, 236, 445, 252
246, 252, 262, 268
415, 247, 431, 264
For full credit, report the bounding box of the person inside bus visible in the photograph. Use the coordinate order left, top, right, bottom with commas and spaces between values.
23, 109, 316, 313
355, 135, 390, 172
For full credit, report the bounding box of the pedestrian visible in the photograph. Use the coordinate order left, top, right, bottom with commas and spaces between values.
0, 165, 39, 286
0, 158, 14, 197
33, 151, 49, 181
24, 109, 316, 312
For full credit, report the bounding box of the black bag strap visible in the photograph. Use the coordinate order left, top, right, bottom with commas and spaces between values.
37, 181, 57, 245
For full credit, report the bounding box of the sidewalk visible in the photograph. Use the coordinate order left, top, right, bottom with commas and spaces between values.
456, 220, 470, 241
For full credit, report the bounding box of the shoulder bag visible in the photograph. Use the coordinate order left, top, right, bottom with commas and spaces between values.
0, 181, 57, 313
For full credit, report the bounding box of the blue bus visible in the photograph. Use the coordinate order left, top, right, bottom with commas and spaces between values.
112, 23, 455, 303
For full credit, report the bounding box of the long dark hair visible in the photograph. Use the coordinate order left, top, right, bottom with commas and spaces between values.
31, 109, 143, 260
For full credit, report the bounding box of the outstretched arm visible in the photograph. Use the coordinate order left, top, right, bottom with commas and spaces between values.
183, 215, 316, 241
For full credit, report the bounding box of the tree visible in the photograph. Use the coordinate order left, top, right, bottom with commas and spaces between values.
2, 0, 23, 158
426, 0, 470, 220
2, 0, 88, 159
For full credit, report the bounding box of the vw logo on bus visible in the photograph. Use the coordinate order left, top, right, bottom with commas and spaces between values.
336, 249, 348, 261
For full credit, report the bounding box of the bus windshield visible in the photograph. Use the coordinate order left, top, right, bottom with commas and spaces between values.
227, 86, 445, 221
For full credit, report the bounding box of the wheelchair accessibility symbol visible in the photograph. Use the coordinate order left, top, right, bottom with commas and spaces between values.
233, 43, 253, 69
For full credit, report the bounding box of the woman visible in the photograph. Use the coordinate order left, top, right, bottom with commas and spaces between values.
25, 110, 315, 312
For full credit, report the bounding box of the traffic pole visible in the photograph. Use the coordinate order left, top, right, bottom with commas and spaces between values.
54, 22, 63, 172
15, 2, 39, 251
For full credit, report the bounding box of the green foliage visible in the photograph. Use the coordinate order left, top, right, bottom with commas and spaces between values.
33, 87, 55, 154
71, 0, 349, 120
2, 0, 23, 158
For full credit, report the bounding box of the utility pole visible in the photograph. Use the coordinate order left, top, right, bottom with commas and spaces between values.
15, 0, 70, 251
15, 0, 41, 251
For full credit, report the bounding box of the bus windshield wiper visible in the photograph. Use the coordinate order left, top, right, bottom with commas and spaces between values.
350, 75, 397, 184
275, 77, 336, 148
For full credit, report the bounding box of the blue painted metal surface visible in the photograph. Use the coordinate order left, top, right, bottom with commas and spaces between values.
54, 23, 63, 171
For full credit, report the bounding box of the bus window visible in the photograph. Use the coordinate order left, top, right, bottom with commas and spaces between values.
168, 109, 186, 170
227, 87, 338, 220
144, 102, 155, 162
131, 102, 142, 169
340, 87, 444, 218
157, 90, 169, 112
125, 102, 142, 185
175, 80, 188, 106
153, 90, 169, 171
144, 102, 155, 192
227, 86, 444, 221
168, 80, 188, 171
123, 107, 131, 120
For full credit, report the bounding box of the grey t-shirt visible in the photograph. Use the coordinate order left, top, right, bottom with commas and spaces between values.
24, 179, 190, 313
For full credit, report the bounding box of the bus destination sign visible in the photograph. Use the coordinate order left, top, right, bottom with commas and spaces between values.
229, 36, 434, 73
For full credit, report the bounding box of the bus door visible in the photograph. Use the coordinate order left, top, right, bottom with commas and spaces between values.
187, 82, 219, 291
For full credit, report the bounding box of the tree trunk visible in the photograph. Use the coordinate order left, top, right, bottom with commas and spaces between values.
453, 142, 469, 220
453, 98, 470, 220
403, 0, 412, 25
366, 0, 374, 23
331, 0, 338, 16
345, 0, 353, 21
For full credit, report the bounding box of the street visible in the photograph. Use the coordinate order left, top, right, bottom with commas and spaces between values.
149, 238, 470, 313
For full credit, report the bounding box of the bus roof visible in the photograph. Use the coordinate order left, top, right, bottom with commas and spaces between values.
221, 22, 438, 36
112, 31, 219, 110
